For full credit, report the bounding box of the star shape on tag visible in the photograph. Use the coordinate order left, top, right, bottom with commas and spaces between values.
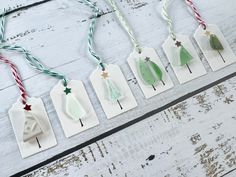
101, 72, 109, 79
145, 57, 150, 62
175, 41, 182, 47
24, 104, 32, 111
64, 87, 72, 95
204, 31, 211, 36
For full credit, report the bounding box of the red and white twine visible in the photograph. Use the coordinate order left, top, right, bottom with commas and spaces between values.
0, 55, 27, 105
185, 0, 207, 30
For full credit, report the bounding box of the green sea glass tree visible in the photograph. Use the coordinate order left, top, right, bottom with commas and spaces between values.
209, 33, 225, 63
137, 57, 165, 91
175, 41, 193, 74
64, 87, 86, 127
101, 72, 123, 110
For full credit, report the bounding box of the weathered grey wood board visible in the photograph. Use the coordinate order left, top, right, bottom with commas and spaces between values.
18, 74, 236, 177
0, 0, 236, 176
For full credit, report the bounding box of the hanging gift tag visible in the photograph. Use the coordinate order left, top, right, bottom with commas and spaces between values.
194, 24, 236, 71
90, 64, 137, 119
127, 47, 174, 98
50, 80, 99, 138
8, 97, 57, 158
162, 34, 207, 84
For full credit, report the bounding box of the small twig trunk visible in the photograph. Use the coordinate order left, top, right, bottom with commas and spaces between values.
79, 119, 84, 127
36, 137, 41, 149
217, 50, 226, 63
117, 100, 123, 110
152, 84, 156, 91
161, 80, 165, 86
186, 63, 192, 74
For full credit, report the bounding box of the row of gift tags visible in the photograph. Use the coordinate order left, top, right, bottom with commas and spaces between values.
9, 24, 236, 158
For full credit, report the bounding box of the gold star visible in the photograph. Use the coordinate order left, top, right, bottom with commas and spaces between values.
205, 31, 211, 36
101, 72, 109, 79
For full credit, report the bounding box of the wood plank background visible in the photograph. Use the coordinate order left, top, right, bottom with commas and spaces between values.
18, 74, 236, 177
1, 0, 236, 176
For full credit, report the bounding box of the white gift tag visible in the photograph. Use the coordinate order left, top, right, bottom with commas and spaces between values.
127, 47, 174, 99
8, 97, 57, 158
194, 24, 236, 71
90, 64, 137, 119
162, 35, 207, 84
50, 80, 99, 138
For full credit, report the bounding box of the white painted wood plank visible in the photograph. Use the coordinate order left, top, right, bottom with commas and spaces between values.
23, 75, 236, 177
0, 0, 236, 176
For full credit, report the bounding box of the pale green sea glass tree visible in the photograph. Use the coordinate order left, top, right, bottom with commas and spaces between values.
64, 87, 87, 127
101, 72, 123, 110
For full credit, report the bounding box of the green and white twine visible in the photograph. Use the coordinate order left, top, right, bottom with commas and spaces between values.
0, 9, 6, 43
106, 0, 141, 53
0, 10, 68, 86
78, 0, 106, 71
161, 0, 176, 41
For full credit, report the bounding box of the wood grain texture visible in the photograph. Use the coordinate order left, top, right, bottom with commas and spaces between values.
0, 0, 236, 176
19, 75, 236, 177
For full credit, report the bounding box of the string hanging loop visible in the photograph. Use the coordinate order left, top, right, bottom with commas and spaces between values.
0, 55, 28, 106
161, 0, 177, 41
79, 0, 107, 71
106, 0, 142, 53
0, 10, 68, 86
185, 0, 207, 30
0, 9, 6, 43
